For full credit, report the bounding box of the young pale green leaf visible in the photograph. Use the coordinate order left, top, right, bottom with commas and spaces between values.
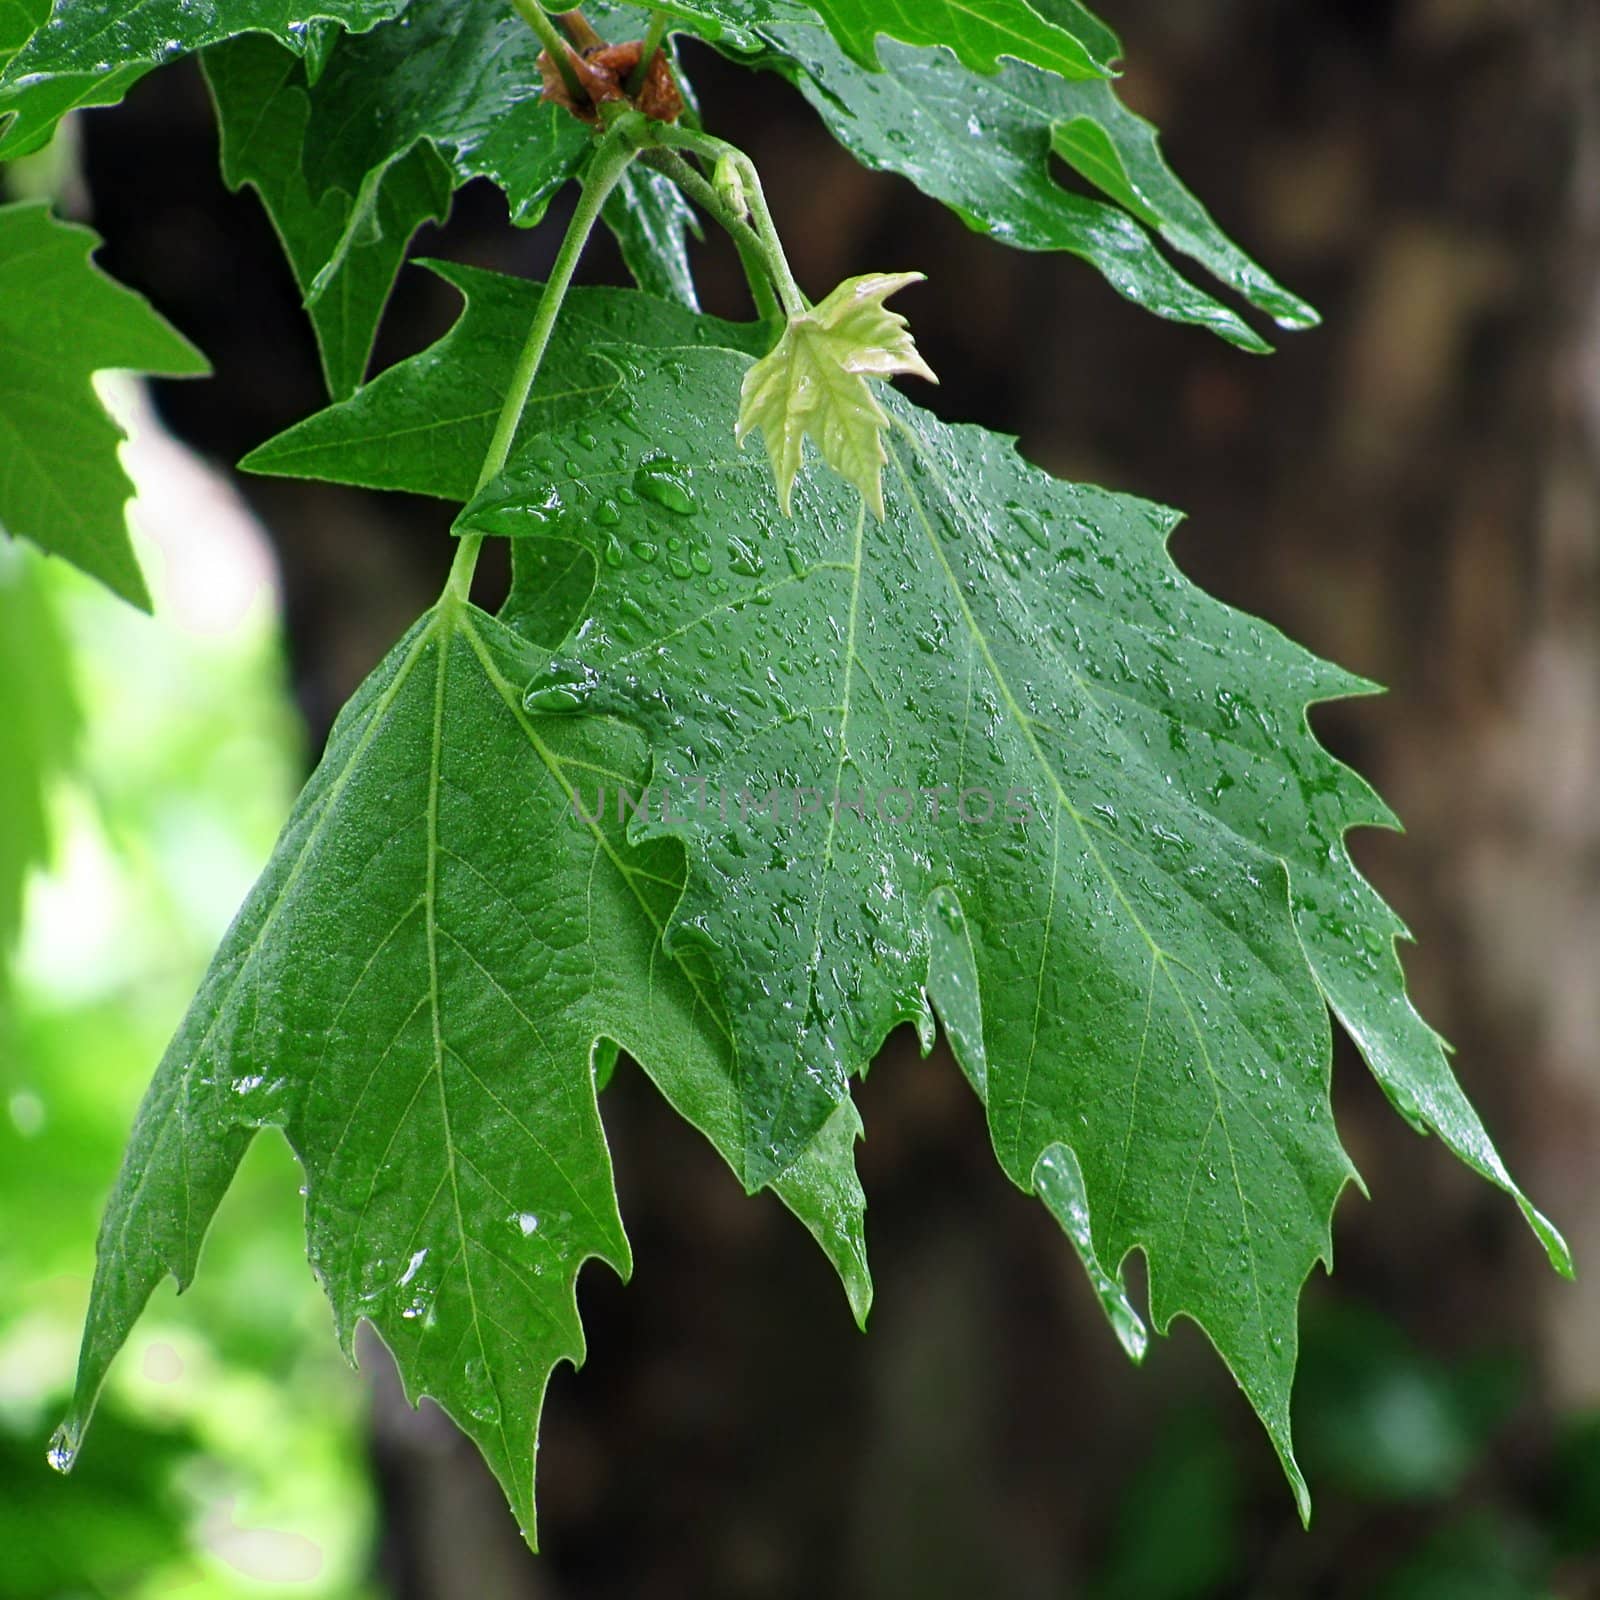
0, 544, 78, 969
727, 21, 1316, 345
0, 0, 404, 158
240, 263, 766, 498
60, 595, 869, 1545
641, 0, 1113, 80
203, 35, 452, 401
0, 201, 207, 608
736, 271, 936, 516
462, 340, 1568, 1512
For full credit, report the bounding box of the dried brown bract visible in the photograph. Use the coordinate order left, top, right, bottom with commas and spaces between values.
538, 41, 684, 126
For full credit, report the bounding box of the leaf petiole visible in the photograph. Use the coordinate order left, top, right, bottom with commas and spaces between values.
641, 147, 782, 327
508, 0, 586, 103
626, 9, 671, 96
447, 114, 646, 601
642, 124, 807, 319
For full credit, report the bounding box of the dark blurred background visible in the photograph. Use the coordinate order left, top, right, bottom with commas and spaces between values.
10, 0, 1599, 1594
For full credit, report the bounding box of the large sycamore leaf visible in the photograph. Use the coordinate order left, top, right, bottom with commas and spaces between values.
0, 0, 404, 157
203, 34, 452, 400
59, 594, 869, 1544
0, 201, 206, 608
637, 0, 1113, 80
729, 20, 1316, 346
457, 341, 1568, 1512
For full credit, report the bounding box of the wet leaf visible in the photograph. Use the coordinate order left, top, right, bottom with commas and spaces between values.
457, 338, 1568, 1512
642, 0, 1114, 79
58, 598, 869, 1547
0, 0, 404, 157
603, 165, 703, 312
0, 201, 207, 607
736, 271, 936, 515
725, 19, 1315, 345
241, 262, 766, 497
204, 34, 453, 400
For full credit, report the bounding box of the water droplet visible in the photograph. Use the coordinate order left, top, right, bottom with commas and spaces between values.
594, 499, 621, 527
524, 659, 601, 714
46, 1426, 77, 1475
633, 457, 699, 516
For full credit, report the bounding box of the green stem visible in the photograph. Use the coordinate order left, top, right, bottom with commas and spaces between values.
641, 126, 806, 317
627, 9, 671, 95
447, 119, 644, 601
642, 148, 781, 326
509, 0, 586, 102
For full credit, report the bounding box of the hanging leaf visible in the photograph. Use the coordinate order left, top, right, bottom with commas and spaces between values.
0, 201, 207, 608
56, 597, 869, 1549
725, 20, 1316, 344
204, 34, 452, 400
454, 339, 1568, 1512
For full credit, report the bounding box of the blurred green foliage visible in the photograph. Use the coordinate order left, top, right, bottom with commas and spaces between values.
0, 542, 377, 1598
1090, 1296, 1600, 1599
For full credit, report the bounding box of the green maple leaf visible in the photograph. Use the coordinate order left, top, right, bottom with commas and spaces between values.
203, 34, 453, 400
639, 0, 1114, 80
241, 263, 767, 498
737, 271, 937, 516
458, 340, 1569, 1514
57, 595, 868, 1545
0, 0, 405, 157
732, 19, 1316, 346
0, 202, 207, 608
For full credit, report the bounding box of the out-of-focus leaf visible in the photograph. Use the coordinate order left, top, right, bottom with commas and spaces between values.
0, 546, 76, 970
1091, 1410, 1240, 1600
0, 202, 207, 607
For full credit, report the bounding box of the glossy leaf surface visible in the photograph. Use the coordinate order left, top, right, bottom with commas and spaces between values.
0, 0, 404, 157
204, 33, 452, 400
736, 21, 1316, 345
641, 0, 1113, 79
0, 201, 206, 607
59, 596, 869, 1547
241, 264, 765, 498
457, 339, 1567, 1509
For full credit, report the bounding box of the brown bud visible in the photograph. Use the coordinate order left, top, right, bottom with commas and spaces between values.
537, 41, 683, 126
